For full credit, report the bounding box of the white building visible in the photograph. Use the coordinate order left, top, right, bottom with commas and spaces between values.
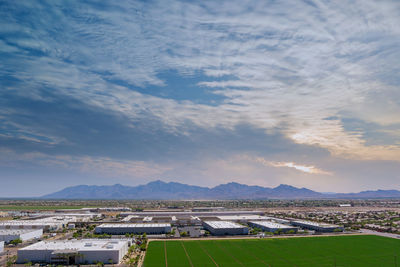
17, 239, 129, 265
291, 220, 344, 232
248, 221, 298, 233
0, 241, 4, 254
217, 215, 273, 223
95, 223, 171, 235
0, 221, 63, 232
121, 215, 139, 222
270, 218, 291, 225
0, 229, 43, 243
203, 221, 249, 236
119, 210, 264, 218
30, 213, 101, 221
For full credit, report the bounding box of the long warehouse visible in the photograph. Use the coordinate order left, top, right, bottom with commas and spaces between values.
0, 229, 43, 243
291, 220, 344, 232
17, 239, 129, 264
0, 241, 3, 254
0, 221, 63, 232
203, 221, 249, 236
120, 210, 264, 217
95, 223, 171, 235
248, 221, 298, 233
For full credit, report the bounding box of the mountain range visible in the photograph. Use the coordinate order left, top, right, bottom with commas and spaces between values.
42, 180, 400, 199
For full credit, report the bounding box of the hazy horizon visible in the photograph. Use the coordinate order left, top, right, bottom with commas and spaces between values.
1, 1, 400, 197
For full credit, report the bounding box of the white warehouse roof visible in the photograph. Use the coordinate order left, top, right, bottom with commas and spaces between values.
217, 215, 272, 221
249, 221, 294, 229
203, 221, 246, 229
19, 239, 128, 251
97, 223, 170, 228
0, 221, 62, 226
0, 229, 42, 235
292, 220, 339, 228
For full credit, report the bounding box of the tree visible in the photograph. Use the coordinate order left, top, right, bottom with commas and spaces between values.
10, 238, 22, 245
128, 257, 136, 266
274, 229, 283, 235
140, 243, 147, 251
180, 231, 188, 237
6, 255, 17, 267
128, 245, 135, 254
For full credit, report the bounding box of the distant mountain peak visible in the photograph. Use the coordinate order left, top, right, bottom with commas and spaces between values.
274, 184, 295, 189
41, 180, 400, 200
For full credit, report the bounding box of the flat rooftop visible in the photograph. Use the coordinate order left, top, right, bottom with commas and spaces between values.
204, 221, 246, 229
19, 239, 128, 251
249, 221, 295, 229
97, 223, 170, 228
0, 221, 62, 225
0, 229, 42, 235
292, 220, 339, 228
120, 210, 263, 217
217, 215, 272, 221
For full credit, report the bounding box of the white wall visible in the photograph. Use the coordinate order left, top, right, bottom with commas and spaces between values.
20, 229, 43, 241
0, 229, 43, 243
17, 241, 130, 264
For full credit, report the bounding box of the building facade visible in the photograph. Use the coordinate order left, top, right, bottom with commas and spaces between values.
17, 239, 130, 264
95, 223, 171, 235
248, 221, 298, 233
291, 220, 344, 232
203, 221, 249, 236
0, 229, 43, 243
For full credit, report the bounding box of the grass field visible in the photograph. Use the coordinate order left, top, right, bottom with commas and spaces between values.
143, 235, 400, 267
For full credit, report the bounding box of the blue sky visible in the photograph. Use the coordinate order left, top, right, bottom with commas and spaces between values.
1, 0, 400, 196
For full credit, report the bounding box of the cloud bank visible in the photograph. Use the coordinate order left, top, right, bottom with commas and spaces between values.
0, 0, 399, 196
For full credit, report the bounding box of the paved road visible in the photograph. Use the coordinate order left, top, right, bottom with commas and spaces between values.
361, 228, 400, 239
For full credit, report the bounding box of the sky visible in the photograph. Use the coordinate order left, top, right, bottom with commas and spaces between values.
1, 0, 400, 197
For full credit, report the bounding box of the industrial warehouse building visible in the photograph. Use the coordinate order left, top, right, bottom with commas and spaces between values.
31, 214, 101, 222
216, 215, 273, 223
203, 221, 249, 236
248, 221, 298, 233
120, 210, 263, 218
0, 241, 3, 254
17, 239, 129, 265
95, 223, 172, 235
291, 220, 344, 232
0, 229, 43, 243
0, 221, 63, 232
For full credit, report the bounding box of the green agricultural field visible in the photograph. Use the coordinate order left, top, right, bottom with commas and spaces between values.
143, 235, 400, 267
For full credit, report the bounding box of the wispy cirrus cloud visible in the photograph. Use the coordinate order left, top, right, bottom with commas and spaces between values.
2, 0, 399, 160
248, 156, 333, 175
1, 0, 400, 195
0, 149, 171, 179
268, 161, 333, 175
